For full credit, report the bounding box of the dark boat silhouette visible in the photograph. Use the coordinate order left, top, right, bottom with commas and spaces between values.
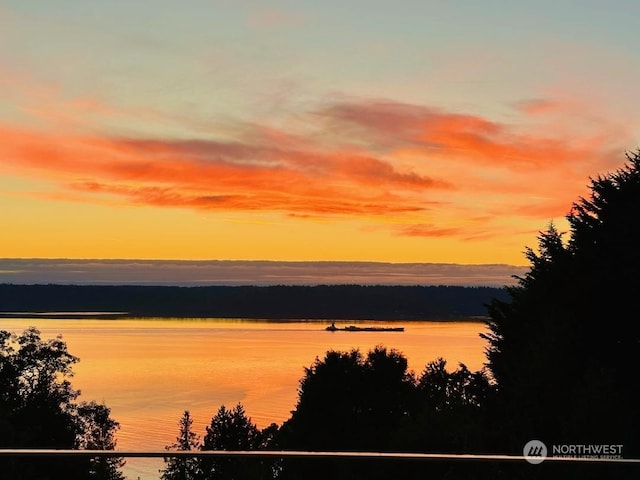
325, 323, 404, 332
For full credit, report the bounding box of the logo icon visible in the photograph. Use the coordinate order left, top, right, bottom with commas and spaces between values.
523, 439, 547, 464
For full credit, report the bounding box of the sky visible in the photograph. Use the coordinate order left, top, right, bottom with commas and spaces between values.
1, 1, 639, 277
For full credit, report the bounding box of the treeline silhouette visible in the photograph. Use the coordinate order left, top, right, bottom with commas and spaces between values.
0, 284, 508, 319
161, 352, 497, 480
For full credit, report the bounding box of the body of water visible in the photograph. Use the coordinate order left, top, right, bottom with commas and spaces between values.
1, 318, 489, 479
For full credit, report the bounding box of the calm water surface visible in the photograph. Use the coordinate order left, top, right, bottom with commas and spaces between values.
1, 318, 489, 479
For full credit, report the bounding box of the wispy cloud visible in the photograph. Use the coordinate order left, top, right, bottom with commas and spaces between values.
396, 224, 465, 238
0, 123, 442, 216
0, 85, 632, 242
249, 9, 311, 28
316, 99, 622, 171
513, 98, 566, 116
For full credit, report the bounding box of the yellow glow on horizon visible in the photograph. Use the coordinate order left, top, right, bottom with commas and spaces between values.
1, 191, 534, 264
0, 174, 541, 265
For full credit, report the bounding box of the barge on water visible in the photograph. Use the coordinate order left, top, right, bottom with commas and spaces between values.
325, 323, 404, 332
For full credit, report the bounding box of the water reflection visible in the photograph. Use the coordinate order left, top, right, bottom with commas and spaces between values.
1, 318, 488, 479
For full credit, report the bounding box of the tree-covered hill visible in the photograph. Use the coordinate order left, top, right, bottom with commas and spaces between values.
0, 284, 508, 320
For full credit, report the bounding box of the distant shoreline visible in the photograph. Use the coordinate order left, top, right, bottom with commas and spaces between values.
0, 284, 507, 321
0, 312, 489, 322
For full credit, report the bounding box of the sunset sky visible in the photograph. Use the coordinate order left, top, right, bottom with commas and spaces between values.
2, 1, 639, 269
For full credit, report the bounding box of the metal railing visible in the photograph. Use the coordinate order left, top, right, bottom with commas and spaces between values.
0, 449, 639, 463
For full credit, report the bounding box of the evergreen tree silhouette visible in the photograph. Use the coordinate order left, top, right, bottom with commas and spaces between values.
483, 150, 640, 478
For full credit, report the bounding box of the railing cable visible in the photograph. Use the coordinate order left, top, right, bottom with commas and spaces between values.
0, 450, 638, 464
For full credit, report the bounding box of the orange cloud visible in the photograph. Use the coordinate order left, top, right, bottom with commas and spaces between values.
513, 199, 575, 219
513, 98, 566, 115
0, 122, 443, 217
1, 92, 633, 244
318, 99, 624, 171
397, 224, 466, 238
